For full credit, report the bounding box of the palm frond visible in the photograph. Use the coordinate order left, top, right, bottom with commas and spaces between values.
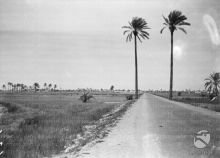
123, 30, 130, 35
137, 35, 142, 43
140, 33, 149, 39
128, 33, 133, 41
126, 34, 130, 42
140, 30, 149, 36
162, 15, 169, 24
160, 27, 166, 34
178, 27, 187, 34
178, 22, 191, 26
122, 26, 132, 29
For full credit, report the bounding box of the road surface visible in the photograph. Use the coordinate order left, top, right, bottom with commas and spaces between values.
76, 93, 220, 158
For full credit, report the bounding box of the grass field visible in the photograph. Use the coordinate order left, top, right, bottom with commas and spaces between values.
151, 91, 220, 112
0, 91, 131, 158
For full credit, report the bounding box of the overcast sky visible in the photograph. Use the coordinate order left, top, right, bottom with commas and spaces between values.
0, 0, 220, 90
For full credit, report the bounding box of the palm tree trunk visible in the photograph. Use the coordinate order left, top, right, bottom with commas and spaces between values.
169, 31, 174, 100
134, 35, 138, 99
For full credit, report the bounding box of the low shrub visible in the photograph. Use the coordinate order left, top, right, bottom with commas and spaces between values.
0, 101, 19, 113
79, 92, 94, 103
126, 95, 133, 100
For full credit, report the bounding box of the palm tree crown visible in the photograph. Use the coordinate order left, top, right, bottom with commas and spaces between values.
122, 17, 150, 42
161, 10, 190, 34
205, 72, 220, 96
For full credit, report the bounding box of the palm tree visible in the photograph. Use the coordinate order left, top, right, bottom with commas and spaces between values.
122, 17, 150, 99
54, 84, 57, 90
110, 85, 114, 91
205, 72, 220, 97
44, 83, 47, 90
160, 10, 190, 100
33, 82, 40, 92
16, 83, 21, 92
2, 84, 6, 92
48, 84, 52, 90
20, 84, 25, 91
8, 82, 13, 92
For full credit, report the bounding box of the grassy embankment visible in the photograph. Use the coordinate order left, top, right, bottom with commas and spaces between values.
0, 91, 133, 158
151, 91, 220, 112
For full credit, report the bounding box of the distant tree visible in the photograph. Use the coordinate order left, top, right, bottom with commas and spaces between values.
44, 83, 47, 90
80, 92, 94, 103
2, 84, 6, 91
54, 84, 57, 90
8, 82, 13, 92
20, 84, 25, 91
161, 10, 190, 100
205, 72, 220, 97
110, 85, 114, 91
122, 17, 150, 99
12, 84, 16, 92
33, 82, 40, 92
48, 84, 52, 90
16, 83, 21, 92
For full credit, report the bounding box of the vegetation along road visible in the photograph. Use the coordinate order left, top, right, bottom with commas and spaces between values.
73, 93, 220, 158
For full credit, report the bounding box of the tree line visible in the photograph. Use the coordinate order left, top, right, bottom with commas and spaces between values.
1, 82, 58, 92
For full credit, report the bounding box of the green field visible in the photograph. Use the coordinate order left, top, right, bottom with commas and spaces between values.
0, 92, 131, 158
151, 91, 220, 112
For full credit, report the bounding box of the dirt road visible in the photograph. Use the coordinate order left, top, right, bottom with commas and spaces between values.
75, 93, 220, 158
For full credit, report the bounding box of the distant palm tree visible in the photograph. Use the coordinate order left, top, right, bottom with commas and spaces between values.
33, 82, 40, 92
54, 84, 57, 90
2, 84, 6, 92
110, 85, 114, 91
44, 83, 47, 90
161, 10, 190, 100
48, 84, 52, 90
8, 82, 13, 92
122, 17, 150, 99
16, 83, 21, 92
205, 72, 220, 97
20, 84, 25, 91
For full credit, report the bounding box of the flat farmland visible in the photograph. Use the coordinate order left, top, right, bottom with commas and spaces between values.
0, 92, 131, 158
151, 91, 220, 112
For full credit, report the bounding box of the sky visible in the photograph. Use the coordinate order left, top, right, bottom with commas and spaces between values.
0, 0, 220, 90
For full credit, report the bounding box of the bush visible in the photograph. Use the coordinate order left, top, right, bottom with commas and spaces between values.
126, 95, 133, 100
0, 102, 19, 113
79, 92, 94, 103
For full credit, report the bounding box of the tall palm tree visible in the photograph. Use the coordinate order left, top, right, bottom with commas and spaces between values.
122, 17, 150, 99
160, 10, 190, 100
205, 72, 220, 97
